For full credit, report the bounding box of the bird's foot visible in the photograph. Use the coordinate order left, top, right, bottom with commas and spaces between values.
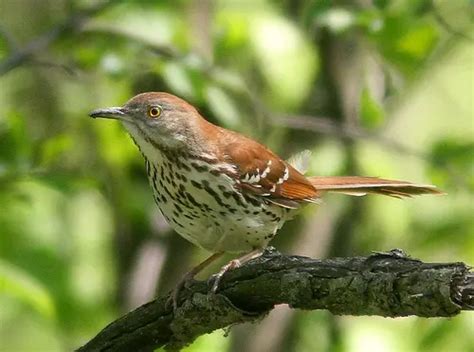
166, 252, 225, 312
209, 248, 264, 293
209, 259, 242, 293
166, 272, 197, 312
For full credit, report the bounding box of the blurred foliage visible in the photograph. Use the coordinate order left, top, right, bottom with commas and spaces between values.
0, 0, 473, 351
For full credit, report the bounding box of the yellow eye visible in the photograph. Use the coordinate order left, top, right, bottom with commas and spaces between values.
148, 106, 162, 118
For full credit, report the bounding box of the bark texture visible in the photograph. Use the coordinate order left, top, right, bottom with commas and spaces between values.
77, 248, 473, 351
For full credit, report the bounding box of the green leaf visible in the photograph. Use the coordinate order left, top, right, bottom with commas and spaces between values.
369, 15, 439, 74
428, 139, 474, 190
0, 33, 8, 60
316, 8, 355, 33
205, 85, 241, 128
373, 0, 390, 9
250, 13, 319, 109
397, 23, 438, 59
0, 110, 31, 165
0, 259, 56, 319
162, 62, 197, 100
360, 87, 385, 129
40, 134, 73, 167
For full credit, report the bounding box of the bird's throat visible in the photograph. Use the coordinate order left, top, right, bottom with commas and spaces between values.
122, 121, 184, 158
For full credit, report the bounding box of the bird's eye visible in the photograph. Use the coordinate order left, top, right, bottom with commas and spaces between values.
148, 106, 162, 118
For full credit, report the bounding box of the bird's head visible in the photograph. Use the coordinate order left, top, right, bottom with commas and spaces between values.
89, 92, 205, 151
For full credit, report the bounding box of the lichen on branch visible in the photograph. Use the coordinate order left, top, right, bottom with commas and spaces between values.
77, 248, 473, 352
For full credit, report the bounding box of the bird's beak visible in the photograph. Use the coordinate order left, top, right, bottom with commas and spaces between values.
89, 107, 126, 120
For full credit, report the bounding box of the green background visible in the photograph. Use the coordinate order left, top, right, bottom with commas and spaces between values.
0, 0, 473, 351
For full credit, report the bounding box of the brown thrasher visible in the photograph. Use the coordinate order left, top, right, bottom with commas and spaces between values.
90, 92, 442, 309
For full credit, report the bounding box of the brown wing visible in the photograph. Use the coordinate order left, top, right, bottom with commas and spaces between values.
218, 130, 319, 208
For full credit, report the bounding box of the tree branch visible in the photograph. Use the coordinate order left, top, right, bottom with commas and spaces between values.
431, 0, 473, 42
77, 248, 473, 352
272, 115, 472, 190
0, 1, 115, 76
273, 114, 428, 159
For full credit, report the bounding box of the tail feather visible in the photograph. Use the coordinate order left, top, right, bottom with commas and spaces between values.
308, 176, 443, 199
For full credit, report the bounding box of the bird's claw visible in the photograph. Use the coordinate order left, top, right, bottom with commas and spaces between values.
167, 258, 244, 311
166, 275, 197, 312
209, 259, 241, 293
206, 274, 220, 293
165, 287, 181, 312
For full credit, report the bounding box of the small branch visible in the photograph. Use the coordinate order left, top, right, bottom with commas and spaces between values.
0, 1, 114, 76
77, 248, 473, 352
0, 26, 19, 51
273, 114, 427, 159
431, 0, 473, 42
273, 114, 472, 190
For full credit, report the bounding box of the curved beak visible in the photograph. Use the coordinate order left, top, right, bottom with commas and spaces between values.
89, 107, 126, 120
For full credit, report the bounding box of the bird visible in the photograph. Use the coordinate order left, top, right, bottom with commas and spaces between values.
90, 92, 442, 309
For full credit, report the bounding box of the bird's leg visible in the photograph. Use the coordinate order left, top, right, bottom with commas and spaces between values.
211, 248, 264, 293
168, 251, 224, 311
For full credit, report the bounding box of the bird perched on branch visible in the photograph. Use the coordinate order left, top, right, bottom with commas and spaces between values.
90, 92, 442, 309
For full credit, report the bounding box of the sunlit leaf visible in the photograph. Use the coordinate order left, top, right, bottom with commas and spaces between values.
162, 62, 199, 100
369, 15, 439, 73
89, 3, 180, 48
209, 68, 246, 93
95, 121, 138, 169
316, 8, 355, 33
40, 134, 73, 167
0, 259, 56, 319
397, 23, 438, 59
100, 53, 125, 77
215, 11, 250, 52
180, 329, 230, 352
250, 14, 319, 109
205, 85, 241, 128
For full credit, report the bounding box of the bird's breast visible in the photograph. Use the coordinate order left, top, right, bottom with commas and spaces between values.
143, 149, 290, 253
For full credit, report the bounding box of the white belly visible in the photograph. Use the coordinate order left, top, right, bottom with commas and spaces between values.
145, 152, 290, 253
124, 128, 293, 253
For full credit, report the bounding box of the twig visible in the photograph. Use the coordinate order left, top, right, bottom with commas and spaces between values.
431, 0, 473, 42
0, 26, 19, 51
77, 248, 473, 351
0, 1, 114, 76
273, 114, 427, 159
274, 114, 471, 189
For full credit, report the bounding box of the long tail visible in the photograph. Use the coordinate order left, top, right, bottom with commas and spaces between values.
308, 176, 443, 198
